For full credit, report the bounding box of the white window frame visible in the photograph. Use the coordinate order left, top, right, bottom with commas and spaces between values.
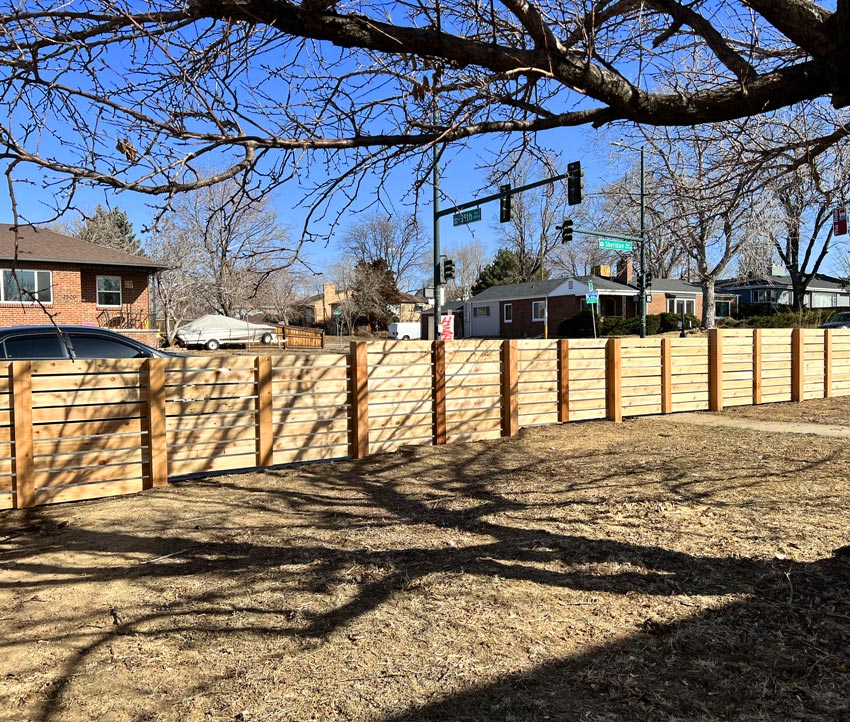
503, 303, 512, 323
96, 275, 122, 308
1, 269, 53, 304
667, 297, 695, 316
532, 300, 546, 322
473, 305, 491, 318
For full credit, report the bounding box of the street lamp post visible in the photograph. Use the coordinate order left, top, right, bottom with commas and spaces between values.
613, 141, 648, 339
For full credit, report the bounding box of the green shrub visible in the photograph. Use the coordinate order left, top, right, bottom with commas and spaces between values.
734, 309, 833, 328
557, 310, 597, 338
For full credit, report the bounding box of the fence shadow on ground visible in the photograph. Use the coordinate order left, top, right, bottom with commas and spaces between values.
2, 423, 849, 721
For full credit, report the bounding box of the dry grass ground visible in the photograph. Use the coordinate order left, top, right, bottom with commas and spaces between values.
2, 399, 850, 722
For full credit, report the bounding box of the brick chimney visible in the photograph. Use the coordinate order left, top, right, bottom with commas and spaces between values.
616, 259, 634, 284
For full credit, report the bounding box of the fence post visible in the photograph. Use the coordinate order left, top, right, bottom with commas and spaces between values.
791, 327, 804, 402
143, 358, 168, 490
348, 341, 369, 458
501, 339, 519, 437
709, 329, 723, 412
432, 340, 447, 445
824, 329, 833, 399
661, 338, 672, 414
606, 338, 622, 423
752, 329, 762, 405
557, 339, 570, 423
10, 361, 34, 508
255, 355, 274, 467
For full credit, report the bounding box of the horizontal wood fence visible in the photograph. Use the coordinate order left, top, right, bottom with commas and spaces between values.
2, 329, 848, 510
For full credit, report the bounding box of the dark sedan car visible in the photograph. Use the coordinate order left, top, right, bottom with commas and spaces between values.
0, 325, 176, 360
819, 312, 850, 329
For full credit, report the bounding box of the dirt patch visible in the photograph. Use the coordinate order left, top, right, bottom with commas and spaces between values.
2, 399, 850, 722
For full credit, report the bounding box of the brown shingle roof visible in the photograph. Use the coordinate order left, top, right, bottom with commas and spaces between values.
0, 224, 165, 270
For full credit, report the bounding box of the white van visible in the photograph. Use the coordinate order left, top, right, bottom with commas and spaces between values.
387, 322, 421, 340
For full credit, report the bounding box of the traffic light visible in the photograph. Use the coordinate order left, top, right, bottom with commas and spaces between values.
558, 218, 574, 244
499, 183, 512, 223
440, 257, 456, 282
567, 160, 584, 206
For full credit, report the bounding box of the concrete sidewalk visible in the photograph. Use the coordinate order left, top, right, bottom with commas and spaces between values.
659, 412, 850, 438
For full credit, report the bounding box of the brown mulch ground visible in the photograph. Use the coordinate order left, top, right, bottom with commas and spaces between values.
2, 399, 850, 722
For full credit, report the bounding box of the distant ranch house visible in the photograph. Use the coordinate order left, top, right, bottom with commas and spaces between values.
463, 262, 738, 338
0, 224, 165, 336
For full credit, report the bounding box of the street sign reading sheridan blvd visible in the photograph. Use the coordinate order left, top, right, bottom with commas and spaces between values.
453, 207, 482, 226
599, 238, 633, 251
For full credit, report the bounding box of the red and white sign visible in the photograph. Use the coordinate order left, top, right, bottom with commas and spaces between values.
835, 206, 847, 236
440, 314, 455, 341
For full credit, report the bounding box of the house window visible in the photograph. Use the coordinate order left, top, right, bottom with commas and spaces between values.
752, 289, 772, 304
473, 306, 490, 318
532, 300, 546, 322
1, 269, 52, 303
715, 300, 732, 318
97, 275, 122, 307
667, 298, 695, 316
503, 304, 512, 323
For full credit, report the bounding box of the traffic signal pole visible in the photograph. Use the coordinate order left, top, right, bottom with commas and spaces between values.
432, 104, 442, 342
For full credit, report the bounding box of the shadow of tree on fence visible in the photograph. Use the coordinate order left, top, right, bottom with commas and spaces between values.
1, 421, 849, 721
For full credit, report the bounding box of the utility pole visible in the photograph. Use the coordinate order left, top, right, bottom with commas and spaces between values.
613, 141, 648, 338
432, 101, 442, 342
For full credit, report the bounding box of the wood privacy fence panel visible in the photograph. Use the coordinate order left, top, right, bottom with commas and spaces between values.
517, 341, 558, 427
367, 341, 434, 454
669, 337, 710, 412
271, 352, 349, 465
721, 330, 756, 408
761, 329, 794, 403
564, 340, 608, 421
164, 356, 259, 477
9, 329, 850, 510
830, 331, 850, 395
803, 330, 826, 401
0, 363, 12, 509
29, 359, 149, 506
444, 340, 502, 443
620, 339, 663, 417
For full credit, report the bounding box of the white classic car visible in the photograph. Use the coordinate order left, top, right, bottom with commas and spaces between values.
175, 315, 281, 350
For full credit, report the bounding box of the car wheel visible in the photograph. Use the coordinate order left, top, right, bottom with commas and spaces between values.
205, 339, 220, 351
402, 335, 410, 340
261, 332, 274, 345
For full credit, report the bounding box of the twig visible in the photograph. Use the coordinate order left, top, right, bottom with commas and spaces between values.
138, 547, 197, 565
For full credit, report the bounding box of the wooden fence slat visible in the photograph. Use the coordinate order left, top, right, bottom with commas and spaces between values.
606, 338, 622, 423
256, 355, 274, 467
11, 361, 34, 508
791, 327, 804, 402
143, 358, 168, 490
501, 340, 519, 437
661, 338, 672, 414
348, 342, 369, 459
432, 341, 446, 445
753, 329, 763, 404
824, 330, 833, 398
558, 340, 569, 423
709, 329, 723, 412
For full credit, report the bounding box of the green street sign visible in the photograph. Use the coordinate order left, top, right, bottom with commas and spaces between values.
332, 310, 342, 316
586, 291, 599, 304
453, 207, 482, 226
599, 238, 633, 251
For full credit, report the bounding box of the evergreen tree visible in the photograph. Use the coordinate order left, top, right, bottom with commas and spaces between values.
471, 249, 525, 295
77, 205, 141, 255
350, 259, 402, 327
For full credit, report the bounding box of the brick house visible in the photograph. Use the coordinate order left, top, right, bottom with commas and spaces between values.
464, 262, 738, 337
0, 224, 164, 335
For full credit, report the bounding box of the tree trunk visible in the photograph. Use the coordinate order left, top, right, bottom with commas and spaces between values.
702, 279, 717, 329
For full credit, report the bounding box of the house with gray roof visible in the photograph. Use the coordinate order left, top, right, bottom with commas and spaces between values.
716, 271, 850, 310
